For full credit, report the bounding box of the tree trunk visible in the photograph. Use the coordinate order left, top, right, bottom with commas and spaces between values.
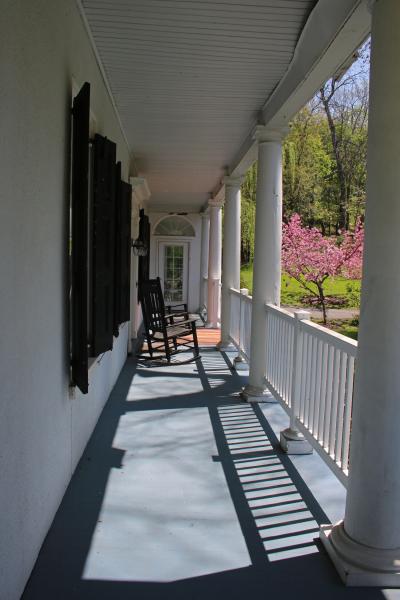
317, 282, 328, 325
320, 86, 348, 231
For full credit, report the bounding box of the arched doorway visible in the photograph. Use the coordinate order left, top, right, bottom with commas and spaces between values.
153, 216, 195, 305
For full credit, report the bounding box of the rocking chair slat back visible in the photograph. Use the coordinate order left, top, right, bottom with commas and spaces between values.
141, 278, 166, 332
139, 277, 200, 362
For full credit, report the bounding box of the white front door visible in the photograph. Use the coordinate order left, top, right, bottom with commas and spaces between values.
158, 242, 189, 306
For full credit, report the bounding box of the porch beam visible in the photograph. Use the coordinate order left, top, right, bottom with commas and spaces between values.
320, 0, 400, 586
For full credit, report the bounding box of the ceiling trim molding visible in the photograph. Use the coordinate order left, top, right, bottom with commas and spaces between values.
76, 0, 133, 162
130, 176, 151, 207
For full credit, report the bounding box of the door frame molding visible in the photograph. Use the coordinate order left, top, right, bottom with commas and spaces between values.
156, 238, 191, 305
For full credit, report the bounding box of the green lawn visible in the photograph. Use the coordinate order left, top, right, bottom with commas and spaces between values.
240, 263, 361, 308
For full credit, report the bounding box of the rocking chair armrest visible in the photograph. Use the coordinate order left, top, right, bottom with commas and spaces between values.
164, 311, 187, 319
165, 318, 197, 329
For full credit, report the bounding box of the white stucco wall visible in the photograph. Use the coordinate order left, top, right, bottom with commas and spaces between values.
148, 213, 202, 312
0, 2, 132, 598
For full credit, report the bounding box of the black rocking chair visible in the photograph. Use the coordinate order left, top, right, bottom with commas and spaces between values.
139, 278, 200, 363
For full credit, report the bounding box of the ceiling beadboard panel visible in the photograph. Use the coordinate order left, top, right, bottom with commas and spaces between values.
81, 0, 316, 210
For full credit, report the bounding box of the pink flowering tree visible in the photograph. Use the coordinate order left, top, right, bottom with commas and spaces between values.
281, 214, 364, 324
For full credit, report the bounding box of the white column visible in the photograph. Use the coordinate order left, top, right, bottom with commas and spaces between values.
206, 198, 223, 328
200, 212, 210, 312
218, 176, 242, 348
320, 0, 400, 586
241, 127, 284, 401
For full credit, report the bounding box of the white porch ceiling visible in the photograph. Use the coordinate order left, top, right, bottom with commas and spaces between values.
81, 0, 318, 211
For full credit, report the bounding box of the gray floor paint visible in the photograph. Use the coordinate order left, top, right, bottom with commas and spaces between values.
23, 349, 399, 599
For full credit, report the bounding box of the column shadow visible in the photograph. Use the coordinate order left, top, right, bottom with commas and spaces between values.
22, 350, 387, 600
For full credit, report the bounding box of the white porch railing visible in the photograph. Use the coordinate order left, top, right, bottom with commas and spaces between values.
229, 288, 252, 361
228, 287, 357, 487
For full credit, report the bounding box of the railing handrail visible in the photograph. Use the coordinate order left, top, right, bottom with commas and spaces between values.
229, 287, 253, 301
265, 302, 357, 355
301, 318, 357, 355
265, 302, 295, 322
229, 287, 241, 297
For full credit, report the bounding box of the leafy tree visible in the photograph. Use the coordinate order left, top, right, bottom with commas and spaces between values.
283, 107, 333, 229
240, 40, 369, 266
241, 163, 257, 264
317, 41, 369, 230
281, 214, 364, 323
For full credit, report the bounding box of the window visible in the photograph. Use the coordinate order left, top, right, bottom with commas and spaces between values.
154, 215, 195, 237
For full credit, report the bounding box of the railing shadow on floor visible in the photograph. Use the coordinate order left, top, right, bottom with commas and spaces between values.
22, 349, 387, 600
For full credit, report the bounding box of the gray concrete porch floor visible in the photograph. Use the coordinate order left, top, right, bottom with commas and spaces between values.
23, 348, 398, 599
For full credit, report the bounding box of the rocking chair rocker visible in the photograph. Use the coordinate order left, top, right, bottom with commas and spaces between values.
139, 278, 200, 363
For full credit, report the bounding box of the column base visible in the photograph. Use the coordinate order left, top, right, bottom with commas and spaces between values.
280, 428, 312, 454
320, 521, 400, 587
216, 339, 233, 351
233, 356, 248, 371
205, 322, 220, 329
240, 384, 277, 403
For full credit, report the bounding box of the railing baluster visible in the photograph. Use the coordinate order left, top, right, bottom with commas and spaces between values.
334, 352, 348, 464
279, 317, 284, 394
323, 344, 334, 450
329, 348, 340, 457
269, 312, 275, 386
287, 322, 294, 407
282, 320, 288, 400
308, 335, 316, 431
277, 316, 282, 394
317, 342, 328, 442
304, 332, 312, 429
341, 355, 355, 472
299, 328, 308, 421
312, 339, 323, 435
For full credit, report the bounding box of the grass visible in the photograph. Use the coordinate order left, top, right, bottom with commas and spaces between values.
240, 263, 361, 308
316, 319, 359, 340
240, 263, 360, 340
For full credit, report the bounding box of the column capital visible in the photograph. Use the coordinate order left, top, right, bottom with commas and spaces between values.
129, 176, 151, 203
253, 125, 289, 144
208, 197, 224, 209
222, 175, 244, 189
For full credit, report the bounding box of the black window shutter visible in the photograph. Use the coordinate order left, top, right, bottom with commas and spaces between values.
71, 82, 90, 394
113, 162, 122, 337
119, 180, 132, 323
138, 209, 150, 298
92, 134, 116, 356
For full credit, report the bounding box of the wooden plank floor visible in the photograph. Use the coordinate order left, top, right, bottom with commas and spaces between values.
140, 328, 220, 354
197, 328, 220, 347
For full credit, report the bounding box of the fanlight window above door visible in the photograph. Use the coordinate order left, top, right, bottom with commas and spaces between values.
154, 216, 195, 237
